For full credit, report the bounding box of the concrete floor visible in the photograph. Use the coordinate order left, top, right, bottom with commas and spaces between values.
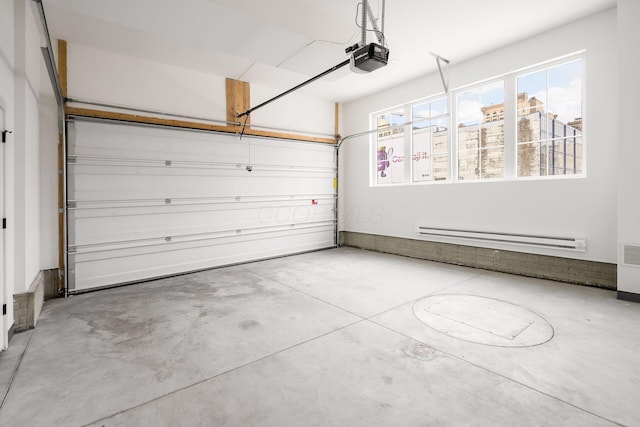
1, 247, 639, 426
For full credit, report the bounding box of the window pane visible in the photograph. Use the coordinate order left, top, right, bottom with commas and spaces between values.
517, 70, 547, 116
457, 81, 504, 126
412, 125, 431, 182
481, 147, 504, 179
376, 110, 405, 184
412, 103, 430, 128
432, 118, 448, 156
517, 112, 545, 143
433, 155, 448, 181
457, 81, 504, 180
548, 60, 582, 111
518, 141, 546, 177
458, 127, 480, 151
458, 150, 479, 181
549, 139, 566, 175
430, 97, 448, 117
412, 98, 448, 183
517, 59, 583, 177
481, 122, 504, 148
574, 137, 583, 173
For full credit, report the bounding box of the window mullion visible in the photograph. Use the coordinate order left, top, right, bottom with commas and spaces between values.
405, 105, 412, 183
504, 77, 517, 179
450, 91, 458, 182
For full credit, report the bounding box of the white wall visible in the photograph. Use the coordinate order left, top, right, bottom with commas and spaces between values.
340, 8, 617, 263
0, 0, 54, 341
12, 0, 44, 293
617, 0, 640, 295
66, 43, 336, 137
251, 85, 335, 137
39, 90, 58, 270
67, 43, 227, 121
0, 0, 15, 346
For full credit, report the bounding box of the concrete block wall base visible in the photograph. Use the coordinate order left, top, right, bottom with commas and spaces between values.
341, 231, 617, 290
12, 269, 60, 333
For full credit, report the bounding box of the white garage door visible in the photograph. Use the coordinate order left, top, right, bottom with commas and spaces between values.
66, 119, 336, 293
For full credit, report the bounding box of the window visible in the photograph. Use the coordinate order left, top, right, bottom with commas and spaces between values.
457, 81, 505, 180
375, 109, 405, 184
516, 59, 583, 177
412, 97, 448, 182
370, 54, 584, 186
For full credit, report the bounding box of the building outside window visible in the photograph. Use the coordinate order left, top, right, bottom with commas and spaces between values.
516, 59, 583, 177
456, 81, 505, 180
371, 55, 583, 186
412, 97, 448, 182
375, 109, 405, 184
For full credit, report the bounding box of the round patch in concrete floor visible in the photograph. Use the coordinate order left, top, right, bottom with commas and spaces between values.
405, 342, 434, 360
413, 294, 554, 347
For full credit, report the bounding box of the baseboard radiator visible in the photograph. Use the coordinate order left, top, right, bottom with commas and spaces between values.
416, 226, 586, 251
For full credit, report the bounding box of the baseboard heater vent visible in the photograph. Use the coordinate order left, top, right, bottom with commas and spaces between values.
623, 244, 640, 266
416, 226, 586, 251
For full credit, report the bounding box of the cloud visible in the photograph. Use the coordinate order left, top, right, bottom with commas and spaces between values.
457, 100, 483, 125
532, 78, 582, 123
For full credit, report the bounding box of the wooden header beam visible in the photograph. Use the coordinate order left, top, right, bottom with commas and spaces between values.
335, 102, 340, 141
226, 78, 250, 128
58, 39, 67, 99
66, 107, 337, 144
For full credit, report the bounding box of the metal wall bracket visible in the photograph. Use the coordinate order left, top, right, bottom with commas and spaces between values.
429, 52, 451, 93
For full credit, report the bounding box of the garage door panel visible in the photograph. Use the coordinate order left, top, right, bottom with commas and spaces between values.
69, 163, 335, 178
70, 203, 336, 246
70, 227, 334, 292
67, 120, 336, 293
69, 124, 334, 167
70, 196, 336, 216
70, 172, 334, 201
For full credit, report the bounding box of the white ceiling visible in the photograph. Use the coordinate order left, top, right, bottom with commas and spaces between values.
43, 0, 616, 103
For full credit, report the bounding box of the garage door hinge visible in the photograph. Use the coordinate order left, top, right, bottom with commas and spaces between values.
2, 304, 6, 316
2, 218, 6, 229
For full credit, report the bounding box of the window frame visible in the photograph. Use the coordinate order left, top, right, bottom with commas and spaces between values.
371, 94, 451, 186
454, 79, 507, 182
513, 57, 586, 179
369, 52, 586, 187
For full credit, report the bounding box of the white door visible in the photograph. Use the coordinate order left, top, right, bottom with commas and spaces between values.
1, 105, 7, 350
66, 119, 336, 293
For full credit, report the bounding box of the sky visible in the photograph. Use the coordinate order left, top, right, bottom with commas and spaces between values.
457, 81, 504, 126
380, 59, 582, 128
457, 59, 582, 126
519, 60, 582, 123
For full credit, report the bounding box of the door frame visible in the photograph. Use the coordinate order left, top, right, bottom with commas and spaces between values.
0, 101, 7, 351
